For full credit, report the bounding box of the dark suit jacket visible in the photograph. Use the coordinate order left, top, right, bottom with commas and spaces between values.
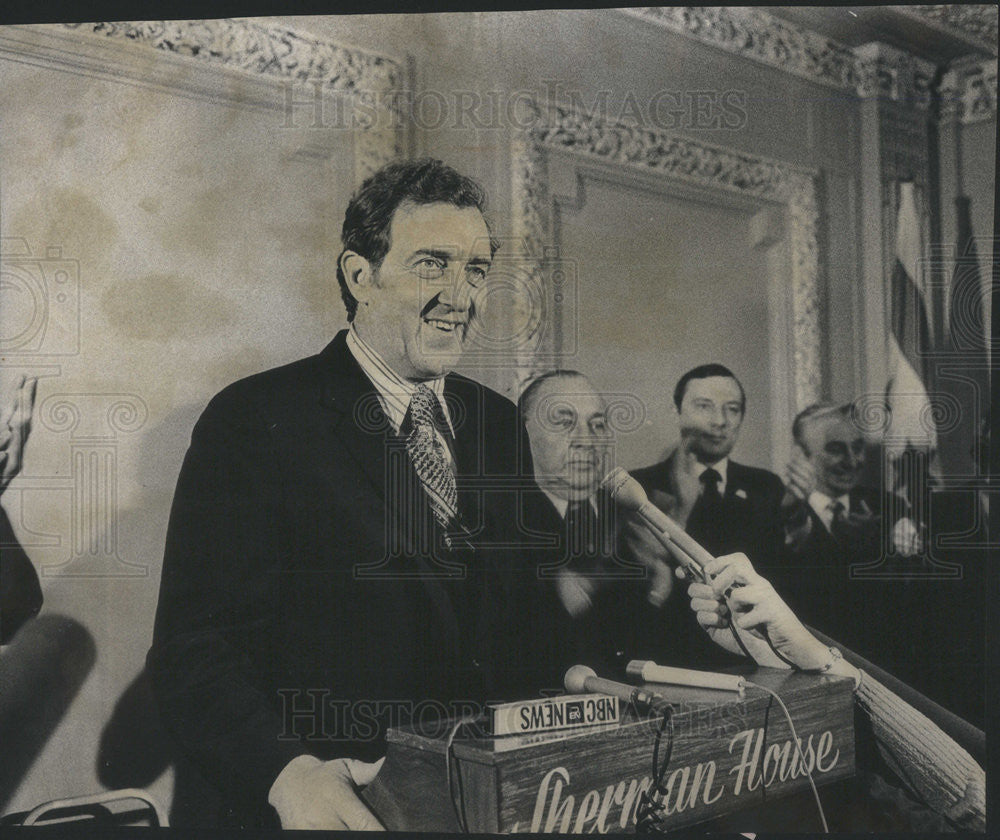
512, 487, 740, 687
147, 331, 531, 825
631, 452, 787, 570
0, 506, 42, 645
768, 485, 917, 666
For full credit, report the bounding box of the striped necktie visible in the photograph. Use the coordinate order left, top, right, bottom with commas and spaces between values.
405, 384, 459, 540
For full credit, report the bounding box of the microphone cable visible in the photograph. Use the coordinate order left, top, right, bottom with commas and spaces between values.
634, 703, 676, 834
742, 680, 829, 833
444, 714, 479, 833
633, 680, 828, 833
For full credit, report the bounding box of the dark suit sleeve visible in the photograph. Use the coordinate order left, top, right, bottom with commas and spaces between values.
0, 506, 43, 644
754, 470, 793, 569
147, 388, 306, 812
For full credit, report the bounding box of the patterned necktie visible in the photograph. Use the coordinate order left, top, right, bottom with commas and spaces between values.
404, 384, 459, 539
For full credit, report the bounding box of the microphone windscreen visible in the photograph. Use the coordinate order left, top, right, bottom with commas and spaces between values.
601, 467, 648, 512
564, 664, 596, 694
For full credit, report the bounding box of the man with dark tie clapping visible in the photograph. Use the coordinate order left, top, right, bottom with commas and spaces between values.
631, 364, 787, 571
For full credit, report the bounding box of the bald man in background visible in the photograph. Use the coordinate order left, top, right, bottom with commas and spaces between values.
513, 370, 737, 684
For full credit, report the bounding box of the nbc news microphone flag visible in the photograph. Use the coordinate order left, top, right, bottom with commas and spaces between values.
885, 181, 937, 459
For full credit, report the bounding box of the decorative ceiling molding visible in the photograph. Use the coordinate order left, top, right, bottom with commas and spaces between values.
57, 19, 405, 180
618, 7, 961, 110
512, 100, 822, 409
852, 42, 937, 110
619, 7, 862, 92
941, 58, 998, 124
62, 19, 401, 94
892, 4, 998, 56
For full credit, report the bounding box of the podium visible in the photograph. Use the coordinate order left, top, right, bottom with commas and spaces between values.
362, 668, 856, 833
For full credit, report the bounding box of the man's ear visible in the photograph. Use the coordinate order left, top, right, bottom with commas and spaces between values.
339, 251, 376, 307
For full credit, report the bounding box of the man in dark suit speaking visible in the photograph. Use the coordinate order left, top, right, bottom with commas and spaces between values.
147, 159, 531, 829
631, 364, 786, 570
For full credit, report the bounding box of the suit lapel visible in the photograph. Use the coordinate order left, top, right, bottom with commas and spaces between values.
318, 334, 468, 641
317, 332, 393, 503
723, 461, 751, 507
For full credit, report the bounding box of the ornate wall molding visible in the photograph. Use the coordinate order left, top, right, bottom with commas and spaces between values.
941, 59, 998, 124
512, 101, 822, 409
619, 7, 862, 93
852, 42, 936, 110
62, 19, 401, 98
43, 19, 405, 180
893, 4, 998, 55
620, 8, 950, 111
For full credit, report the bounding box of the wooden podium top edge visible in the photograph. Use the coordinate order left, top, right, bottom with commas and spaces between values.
385, 668, 855, 761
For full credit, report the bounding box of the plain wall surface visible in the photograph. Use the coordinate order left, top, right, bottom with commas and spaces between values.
0, 34, 352, 814
554, 175, 775, 471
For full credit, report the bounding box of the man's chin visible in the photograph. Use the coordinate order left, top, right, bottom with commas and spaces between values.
694, 442, 733, 461
415, 336, 464, 374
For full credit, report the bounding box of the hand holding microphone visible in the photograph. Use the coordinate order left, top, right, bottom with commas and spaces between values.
687, 554, 851, 674
602, 468, 789, 668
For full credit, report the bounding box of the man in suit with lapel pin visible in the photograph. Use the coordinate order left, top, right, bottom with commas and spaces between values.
148, 159, 533, 830
631, 364, 787, 573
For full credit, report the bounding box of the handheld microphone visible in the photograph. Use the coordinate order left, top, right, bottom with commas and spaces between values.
603, 469, 794, 670
602, 467, 711, 583
626, 659, 745, 694
564, 665, 672, 716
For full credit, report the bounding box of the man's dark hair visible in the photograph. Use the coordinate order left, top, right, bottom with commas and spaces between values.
673, 364, 746, 414
792, 402, 852, 453
518, 370, 589, 423
336, 157, 497, 321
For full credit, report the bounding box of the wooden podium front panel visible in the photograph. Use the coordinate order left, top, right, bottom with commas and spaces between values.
363, 669, 856, 833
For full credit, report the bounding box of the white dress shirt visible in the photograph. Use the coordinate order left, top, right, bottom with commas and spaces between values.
346, 327, 454, 461
808, 490, 851, 533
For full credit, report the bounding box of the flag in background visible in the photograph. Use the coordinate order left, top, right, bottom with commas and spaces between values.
885, 181, 938, 458
884, 181, 939, 521
946, 196, 990, 478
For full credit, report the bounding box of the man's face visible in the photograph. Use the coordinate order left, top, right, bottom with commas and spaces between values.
525, 376, 612, 502
802, 414, 865, 496
358, 201, 493, 380
677, 376, 744, 462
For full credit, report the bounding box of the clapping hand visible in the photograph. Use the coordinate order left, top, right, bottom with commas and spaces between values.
1, 375, 38, 497
892, 517, 923, 556
783, 444, 816, 505
620, 513, 674, 607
